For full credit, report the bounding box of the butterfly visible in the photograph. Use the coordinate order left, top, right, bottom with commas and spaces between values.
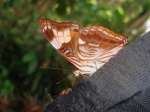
39, 19, 128, 77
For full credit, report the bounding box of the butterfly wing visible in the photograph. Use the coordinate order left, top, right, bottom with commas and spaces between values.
39, 19, 83, 68
40, 19, 127, 76
76, 26, 127, 74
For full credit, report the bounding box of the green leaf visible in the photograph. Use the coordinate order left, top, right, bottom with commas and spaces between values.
117, 6, 124, 16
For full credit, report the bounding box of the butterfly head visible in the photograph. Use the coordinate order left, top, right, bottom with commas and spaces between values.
73, 70, 92, 77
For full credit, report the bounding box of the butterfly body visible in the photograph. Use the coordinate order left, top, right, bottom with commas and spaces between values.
40, 19, 127, 76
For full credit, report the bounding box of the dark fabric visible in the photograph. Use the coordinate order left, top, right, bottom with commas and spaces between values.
107, 86, 150, 112
44, 32, 150, 112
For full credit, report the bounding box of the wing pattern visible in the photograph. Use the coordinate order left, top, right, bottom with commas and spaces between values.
40, 19, 127, 76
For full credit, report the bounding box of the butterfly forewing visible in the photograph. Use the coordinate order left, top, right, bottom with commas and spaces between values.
40, 19, 83, 68
40, 19, 127, 76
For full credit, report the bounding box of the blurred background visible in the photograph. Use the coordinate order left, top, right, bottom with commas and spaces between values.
0, 0, 150, 111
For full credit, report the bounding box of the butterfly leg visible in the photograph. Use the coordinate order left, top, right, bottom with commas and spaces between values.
60, 88, 72, 94
45, 88, 53, 102
72, 75, 77, 87
94, 60, 98, 70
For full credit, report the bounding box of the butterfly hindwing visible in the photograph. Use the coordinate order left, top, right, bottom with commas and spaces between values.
76, 25, 127, 74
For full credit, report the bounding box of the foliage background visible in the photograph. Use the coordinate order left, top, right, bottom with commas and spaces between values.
0, 0, 150, 104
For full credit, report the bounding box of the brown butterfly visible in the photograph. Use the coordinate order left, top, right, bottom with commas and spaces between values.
39, 19, 127, 77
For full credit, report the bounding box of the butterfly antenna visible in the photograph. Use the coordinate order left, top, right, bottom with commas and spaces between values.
41, 66, 77, 86
72, 75, 77, 87
40, 66, 73, 71
56, 76, 68, 85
